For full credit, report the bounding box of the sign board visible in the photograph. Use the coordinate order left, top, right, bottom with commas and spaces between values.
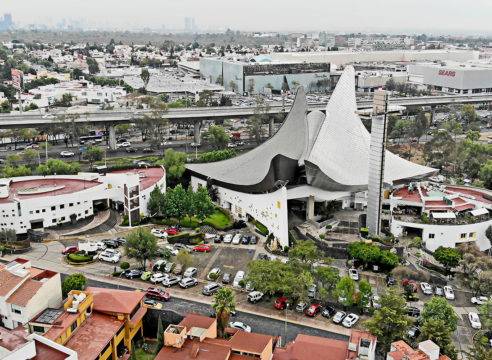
372, 89, 388, 115
438, 70, 456, 77
11, 69, 23, 90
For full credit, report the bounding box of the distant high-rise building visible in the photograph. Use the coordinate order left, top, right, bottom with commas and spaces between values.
191, 18, 197, 32
184, 17, 192, 32
0, 13, 13, 31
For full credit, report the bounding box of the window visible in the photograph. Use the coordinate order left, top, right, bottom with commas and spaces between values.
33, 325, 45, 333
85, 210, 89, 214
460, 233, 467, 239
77, 202, 80, 205
60, 217, 65, 221
11, 306, 21, 314
52, 219, 56, 223
42, 209, 46, 213
428, 233, 435, 239
36, 210, 40, 214
60, 205, 65, 209
69, 203, 73, 207
51, 206, 55, 211
469, 232, 475, 237
70, 321, 77, 332
29, 211, 33, 214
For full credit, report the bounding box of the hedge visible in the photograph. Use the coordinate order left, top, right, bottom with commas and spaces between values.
167, 232, 205, 244
120, 262, 130, 270
68, 253, 94, 263
252, 220, 269, 236
180, 217, 199, 229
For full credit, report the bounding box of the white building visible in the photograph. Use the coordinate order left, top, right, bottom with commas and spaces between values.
0, 167, 166, 234
0, 258, 62, 330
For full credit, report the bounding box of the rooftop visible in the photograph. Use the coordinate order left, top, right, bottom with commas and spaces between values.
85, 286, 145, 314
0, 266, 27, 297
108, 167, 165, 191
32, 340, 72, 360
0, 326, 28, 352
155, 337, 231, 360
178, 315, 216, 332
274, 334, 350, 360
6, 278, 43, 306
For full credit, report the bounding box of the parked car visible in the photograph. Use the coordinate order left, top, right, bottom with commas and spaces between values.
468, 312, 482, 329
420, 282, 433, 295
151, 229, 167, 238
322, 305, 336, 319
386, 276, 395, 287
103, 240, 119, 249
233, 271, 245, 288
434, 286, 444, 297
143, 299, 162, 309
118, 141, 131, 148
258, 254, 270, 260
179, 277, 198, 288
166, 228, 179, 236
444, 286, 455, 300
125, 269, 143, 279
173, 243, 191, 253
193, 244, 211, 252
232, 233, 242, 245
183, 267, 197, 278
101, 249, 121, 257
141, 271, 153, 281
230, 322, 251, 333
471, 296, 489, 305
406, 306, 421, 317
308, 284, 317, 298
342, 313, 360, 328
214, 235, 223, 243
162, 275, 181, 287
250, 236, 258, 245
295, 302, 308, 313
274, 297, 289, 310
349, 268, 359, 281
407, 326, 421, 339
207, 268, 221, 281
142, 147, 154, 153
62, 246, 78, 255
305, 303, 323, 317
164, 262, 175, 273
60, 151, 75, 157
173, 263, 183, 275
99, 253, 120, 263
372, 294, 381, 309
241, 235, 250, 245
222, 272, 231, 284
247, 291, 264, 303
333, 311, 347, 324
114, 237, 126, 246
150, 273, 168, 284
223, 234, 233, 244
96, 242, 106, 251
125, 147, 137, 153
145, 287, 170, 301
202, 282, 222, 296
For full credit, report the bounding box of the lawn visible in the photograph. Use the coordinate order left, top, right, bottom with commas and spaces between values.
135, 348, 155, 360
202, 210, 233, 230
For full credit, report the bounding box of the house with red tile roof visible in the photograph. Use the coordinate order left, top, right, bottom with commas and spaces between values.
389, 183, 491, 252
387, 340, 451, 360
0, 258, 62, 330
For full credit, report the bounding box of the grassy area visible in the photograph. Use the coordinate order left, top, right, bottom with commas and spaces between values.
134, 348, 155, 360
202, 210, 234, 230
252, 220, 269, 236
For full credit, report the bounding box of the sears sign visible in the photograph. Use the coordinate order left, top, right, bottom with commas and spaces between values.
438, 70, 456, 77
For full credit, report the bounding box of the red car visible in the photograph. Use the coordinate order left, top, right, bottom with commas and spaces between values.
403, 280, 418, 292
145, 287, 170, 301
166, 228, 179, 236
62, 246, 78, 255
193, 244, 211, 252
274, 297, 288, 310
409, 138, 418, 143
305, 303, 323, 317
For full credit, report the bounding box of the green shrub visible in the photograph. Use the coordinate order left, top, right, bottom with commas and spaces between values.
283, 246, 289, 252
68, 253, 93, 263
120, 262, 130, 270
195, 227, 201, 232
216, 207, 231, 217
167, 232, 190, 244
112, 271, 123, 277
238, 280, 245, 287
209, 273, 217, 280
421, 213, 429, 224
121, 215, 129, 226
319, 234, 325, 239
179, 217, 199, 228
252, 220, 269, 236
326, 225, 332, 230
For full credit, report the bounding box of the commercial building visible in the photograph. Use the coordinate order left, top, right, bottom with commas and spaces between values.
408, 62, 492, 94
355, 71, 408, 92
200, 57, 331, 94
28, 287, 146, 360
0, 167, 166, 234
187, 66, 436, 248
0, 258, 62, 330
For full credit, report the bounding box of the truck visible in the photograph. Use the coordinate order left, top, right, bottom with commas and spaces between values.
78, 241, 98, 255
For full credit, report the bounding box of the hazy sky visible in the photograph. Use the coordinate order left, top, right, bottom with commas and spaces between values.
4, 0, 492, 34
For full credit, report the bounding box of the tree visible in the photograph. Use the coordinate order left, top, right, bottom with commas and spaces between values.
313, 266, 339, 298
479, 160, 492, 189
215, 75, 223, 85
348, 241, 381, 264
193, 186, 215, 220
207, 126, 229, 150
147, 186, 166, 217
0, 229, 17, 244
385, 78, 396, 91
212, 288, 236, 337
478, 299, 492, 331
229, 80, 237, 92
356, 279, 372, 312
72, 68, 84, 81
124, 227, 160, 270
248, 97, 270, 144
364, 288, 409, 354
288, 240, 321, 263
156, 149, 186, 187
487, 226, 492, 245
466, 130, 481, 142
61, 273, 87, 297
154, 315, 164, 355
37, 158, 80, 175
462, 338, 492, 360
6, 153, 21, 166
176, 249, 194, 270
86, 57, 99, 74
136, 97, 168, 150
409, 111, 428, 143
420, 319, 457, 360
22, 149, 38, 166
140, 68, 150, 90
460, 104, 478, 127
333, 276, 356, 308
421, 297, 458, 332
84, 145, 104, 169
433, 246, 462, 273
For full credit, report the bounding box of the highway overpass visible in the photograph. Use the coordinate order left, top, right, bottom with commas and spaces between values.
0, 93, 491, 149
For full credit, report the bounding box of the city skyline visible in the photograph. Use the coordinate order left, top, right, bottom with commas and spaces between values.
2, 0, 492, 35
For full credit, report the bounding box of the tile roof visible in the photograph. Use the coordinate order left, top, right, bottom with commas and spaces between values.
155, 337, 230, 360
0, 326, 28, 351
228, 330, 273, 354
6, 278, 43, 306
455, 204, 475, 212
178, 315, 216, 331
0, 267, 27, 297
32, 340, 72, 360
274, 334, 349, 360
85, 286, 145, 314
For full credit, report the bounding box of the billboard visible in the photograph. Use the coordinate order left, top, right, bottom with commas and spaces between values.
11, 69, 23, 90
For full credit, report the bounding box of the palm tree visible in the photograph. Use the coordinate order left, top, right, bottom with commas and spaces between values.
212, 288, 236, 337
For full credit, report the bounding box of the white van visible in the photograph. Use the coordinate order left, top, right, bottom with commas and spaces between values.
233, 271, 245, 288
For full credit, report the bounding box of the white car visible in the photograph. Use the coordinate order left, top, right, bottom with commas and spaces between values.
151, 229, 167, 238
444, 286, 455, 300
42, 114, 55, 119
96, 242, 106, 250
118, 142, 131, 148
179, 277, 198, 288
372, 294, 381, 309
468, 312, 482, 329
232, 234, 242, 245
420, 282, 433, 295
230, 321, 251, 332
333, 311, 346, 324
99, 252, 120, 263
223, 234, 233, 244
342, 313, 360, 328
102, 249, 120, 257
150, 273, 168, 284
165, 245, 178, 256
349, 268, 359, 281
471, 296, 489, 305
60, 151, 75, 157
183, 267, 198, 278
233, 271, 245, 288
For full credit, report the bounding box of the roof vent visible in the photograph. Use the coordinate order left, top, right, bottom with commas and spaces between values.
348, 342, 358, 351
